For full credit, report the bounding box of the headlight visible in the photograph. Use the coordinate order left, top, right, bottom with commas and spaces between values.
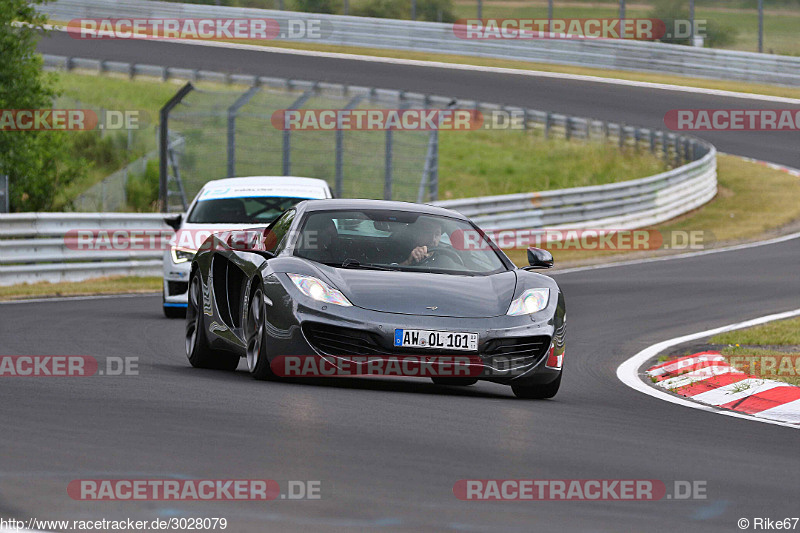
170, 246, 196, 264
507, 288, 550, 316
287, 273, 352, 307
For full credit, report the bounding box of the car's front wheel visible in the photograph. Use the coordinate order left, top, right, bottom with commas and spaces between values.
245, 285, 277, 381
511, 374, 561, 399
186, 271, 239, 371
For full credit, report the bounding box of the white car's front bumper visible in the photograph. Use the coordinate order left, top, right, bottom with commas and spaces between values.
162, 249, 192, 308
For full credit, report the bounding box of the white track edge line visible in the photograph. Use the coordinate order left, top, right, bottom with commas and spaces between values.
616, 308, 800, 429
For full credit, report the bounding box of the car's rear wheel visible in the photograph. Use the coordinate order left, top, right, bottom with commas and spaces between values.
245, 286, 277, 380
431, 377, 478, 386
186, 271, 239, 371
511, 374, 561, 399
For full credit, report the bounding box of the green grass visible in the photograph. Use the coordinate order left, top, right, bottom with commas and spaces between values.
438, 129, 666, 199
719, 346, 800, 386
52, 72, 181, 209
505, 153, 800, 266
711, 317, 800, 345
0, 276, 162, 301
706, 317, 800, 386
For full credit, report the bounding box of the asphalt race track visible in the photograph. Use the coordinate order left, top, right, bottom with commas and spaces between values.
0, 32, 797, 532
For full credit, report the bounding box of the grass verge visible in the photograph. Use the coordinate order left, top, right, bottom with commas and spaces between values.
710, 317, 800, 386
504, 153, 800, 267
0, 276, 162, 301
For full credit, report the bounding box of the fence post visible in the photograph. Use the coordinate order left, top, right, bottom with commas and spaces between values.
384, 127, 393, 200
227, 86, 260, 178
429, 129, 439, 202
159, 82, 194, 213
283, 87, 316, 176
336, 93, 365, 198
0, 175, 8, 213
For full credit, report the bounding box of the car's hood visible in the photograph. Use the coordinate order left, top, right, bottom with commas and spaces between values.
317, 267, 518, 318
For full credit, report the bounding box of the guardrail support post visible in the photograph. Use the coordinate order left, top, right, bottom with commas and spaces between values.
159, 82, 194, 213
618, 124, 625, 148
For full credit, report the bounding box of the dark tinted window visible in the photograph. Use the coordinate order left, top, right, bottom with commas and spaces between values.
187, 196, 309, 224
265, 209, 296, 254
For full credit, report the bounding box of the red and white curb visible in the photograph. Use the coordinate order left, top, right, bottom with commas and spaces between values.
647, 351, 800, 425
617, 308, 800, 429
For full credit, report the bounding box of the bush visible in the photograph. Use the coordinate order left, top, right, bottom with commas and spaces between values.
294, 0, 340, 14
648, 0, 738, 48
416, 0, 456, 23
351, 0, 406, 19
125, 159, 160, 212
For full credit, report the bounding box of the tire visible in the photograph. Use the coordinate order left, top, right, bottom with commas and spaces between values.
511, 374, 561, 399
245, 285, 277, 381
431, 377, 478, 386
185, 271, 240, 371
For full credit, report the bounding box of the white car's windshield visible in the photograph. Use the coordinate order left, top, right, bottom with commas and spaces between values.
294, 210, 507, 275
187, 196, 310, 224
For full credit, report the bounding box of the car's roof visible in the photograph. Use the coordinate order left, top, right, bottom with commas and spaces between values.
299, 198, 466, 219
196, 176, 331, 202
203, 176, 330, 189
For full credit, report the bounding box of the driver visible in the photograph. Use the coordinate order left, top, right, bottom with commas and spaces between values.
400, 218, 443, 266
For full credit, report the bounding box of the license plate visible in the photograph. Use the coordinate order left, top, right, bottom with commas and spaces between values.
394, 329, 478, 351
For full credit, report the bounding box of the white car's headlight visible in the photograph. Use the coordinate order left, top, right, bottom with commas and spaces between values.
507, 288, 550, 316
287, 274, 352, 307
170, 246, 196, 264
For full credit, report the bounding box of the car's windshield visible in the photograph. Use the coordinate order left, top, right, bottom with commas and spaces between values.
294, 210, 507, 275
187, 196, 310, 224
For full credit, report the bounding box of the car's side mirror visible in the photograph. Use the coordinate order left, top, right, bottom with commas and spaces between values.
524, 247, 553, 269
226, 230, 275, 259
164, 214, 183, 231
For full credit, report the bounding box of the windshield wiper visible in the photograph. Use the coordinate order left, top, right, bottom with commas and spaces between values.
326, 259, 397, 271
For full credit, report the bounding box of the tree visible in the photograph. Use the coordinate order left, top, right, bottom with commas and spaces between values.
0, 0, 85, 211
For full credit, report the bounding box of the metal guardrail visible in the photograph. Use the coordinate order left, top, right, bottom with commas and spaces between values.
434, 146, 717, 231
0, 213, 165, 286
39, 0, 800, 86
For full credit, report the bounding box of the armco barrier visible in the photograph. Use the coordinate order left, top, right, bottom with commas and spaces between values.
0, 213, 166, 286
0, 143, 716, 286
38, 0, 800, 86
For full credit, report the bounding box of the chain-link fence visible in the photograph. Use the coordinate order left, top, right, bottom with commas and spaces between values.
53, 93, 157, 212
161, 80, 440, 213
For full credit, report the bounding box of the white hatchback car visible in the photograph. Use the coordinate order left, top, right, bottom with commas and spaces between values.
162, 176, 332, 318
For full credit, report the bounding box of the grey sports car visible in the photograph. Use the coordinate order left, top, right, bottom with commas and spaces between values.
185, 199, 566, 399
